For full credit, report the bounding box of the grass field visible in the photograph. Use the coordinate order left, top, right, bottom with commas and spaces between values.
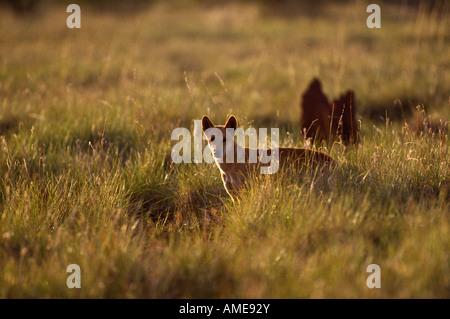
0, 0, 449, 298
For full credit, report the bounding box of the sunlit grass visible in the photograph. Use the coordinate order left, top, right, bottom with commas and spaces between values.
0, 1, 448, 298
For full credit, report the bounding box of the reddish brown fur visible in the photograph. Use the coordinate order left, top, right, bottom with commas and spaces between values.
202, 115, 337, 201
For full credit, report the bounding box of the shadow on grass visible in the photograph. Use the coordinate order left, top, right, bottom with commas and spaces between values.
126, 181, 177, 224
200, 0, 444, 19
125, 163, 228, 227
0, 115, 21, 136
360, 96, 427, 123
249, 114, 295, 132
0, 0, 156, 15
361, 97, 449, 140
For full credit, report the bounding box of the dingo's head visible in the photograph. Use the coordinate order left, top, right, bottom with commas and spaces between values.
202, 115, 237, 162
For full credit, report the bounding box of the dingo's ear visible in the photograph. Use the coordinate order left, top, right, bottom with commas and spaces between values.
225, 115, 237, 129
202, 116, 215, 132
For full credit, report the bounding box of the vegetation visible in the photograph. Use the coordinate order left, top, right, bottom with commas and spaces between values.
0, 0, 448, 298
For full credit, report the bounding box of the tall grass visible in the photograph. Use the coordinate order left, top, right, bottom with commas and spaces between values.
0, 1, 448, 298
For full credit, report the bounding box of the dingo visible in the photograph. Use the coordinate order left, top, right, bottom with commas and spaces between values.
202, 115, 337, 201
